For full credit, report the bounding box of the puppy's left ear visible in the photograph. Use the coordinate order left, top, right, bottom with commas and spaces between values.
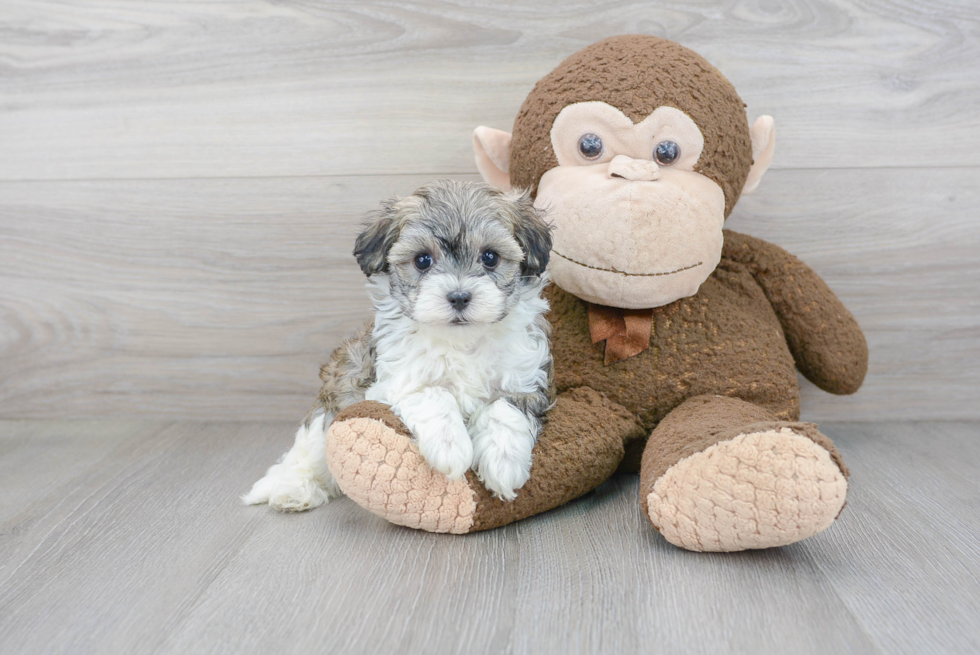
353, 199, 402, 276
506, 190, 552, 277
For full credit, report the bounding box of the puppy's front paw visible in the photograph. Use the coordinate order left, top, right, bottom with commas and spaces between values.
476, 454, 531, 502
470, 400, 535, 501
417, 422, 473, 480
394, 388, 473, 480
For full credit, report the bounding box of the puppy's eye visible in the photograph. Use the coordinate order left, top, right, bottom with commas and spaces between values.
653, 140, 680, 166
414, 253, 432, 271
481, 251, 499, 269
578, 133, 603, 160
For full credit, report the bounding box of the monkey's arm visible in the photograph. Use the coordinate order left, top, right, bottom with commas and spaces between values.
722, 230, 868, 395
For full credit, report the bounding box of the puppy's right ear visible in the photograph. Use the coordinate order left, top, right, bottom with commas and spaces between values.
353, 200, 401, 277
506, 189, 553, 277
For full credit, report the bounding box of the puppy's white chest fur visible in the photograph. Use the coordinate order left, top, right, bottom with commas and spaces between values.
364, 277, 550, 420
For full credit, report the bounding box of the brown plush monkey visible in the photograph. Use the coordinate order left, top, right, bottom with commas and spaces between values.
324, 36, 868, 551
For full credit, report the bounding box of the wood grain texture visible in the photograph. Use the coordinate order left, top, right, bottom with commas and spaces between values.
813, 422, 980, 654
0, 0, 978, 180
2, 168, 977, 420
1, 1, 978, 421
0, 419, 978, 654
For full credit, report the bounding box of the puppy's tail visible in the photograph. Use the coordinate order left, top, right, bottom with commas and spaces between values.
241, 410, 342, 512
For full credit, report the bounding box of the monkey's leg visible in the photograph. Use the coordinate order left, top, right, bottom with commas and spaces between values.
325, 387, 644, 534
640, 395, 849, 552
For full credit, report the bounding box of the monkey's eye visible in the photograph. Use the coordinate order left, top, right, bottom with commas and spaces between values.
653, 140, 680, 166
578, 133, 603, 160
481, 250, 499, 269
414, 253, 432, 271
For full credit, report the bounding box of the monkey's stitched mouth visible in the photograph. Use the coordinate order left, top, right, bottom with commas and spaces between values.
551, 249, 702, 277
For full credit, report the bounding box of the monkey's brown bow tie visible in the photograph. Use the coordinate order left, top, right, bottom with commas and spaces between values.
587, 303, 655, 365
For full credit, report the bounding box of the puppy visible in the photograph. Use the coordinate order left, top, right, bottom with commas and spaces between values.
243, 180, 554, 511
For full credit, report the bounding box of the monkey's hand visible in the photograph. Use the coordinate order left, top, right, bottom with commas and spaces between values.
324, 388, 642, 533
723, 229, 868, 395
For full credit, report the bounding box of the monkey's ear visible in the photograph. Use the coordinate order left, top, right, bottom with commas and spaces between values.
353, 201, 401, 277
473, 127, 513, 192
507, 190, 552, 277
743, 115, 775, 194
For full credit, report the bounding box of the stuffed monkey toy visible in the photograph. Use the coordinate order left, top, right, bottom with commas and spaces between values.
324, 35, 868, 552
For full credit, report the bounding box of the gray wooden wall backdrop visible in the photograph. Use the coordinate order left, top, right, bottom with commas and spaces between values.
1, 0, 978, 422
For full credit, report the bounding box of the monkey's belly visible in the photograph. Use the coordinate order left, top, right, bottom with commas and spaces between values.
546, 270, 801, 432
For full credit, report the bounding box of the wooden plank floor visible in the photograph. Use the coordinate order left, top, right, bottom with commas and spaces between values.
1, 420, 977, 654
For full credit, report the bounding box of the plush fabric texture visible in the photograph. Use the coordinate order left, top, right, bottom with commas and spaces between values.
537, 162, 726, 310
472, 126, 513, 191
325, 36, 867, 551
326, 229, 865, 540
645, 427, 848, 552
587, 303, 654, 364
548, 104, 706, 171
328, 402, 478, 534
722, 232, 869, 394
548, 229, 867, 468
467, 386, 643, 531
637, 394, 847, 502
637, 396, 848, 551
549, 233, 800, 463
509, 34, 753, 216
328, 390, 643, 533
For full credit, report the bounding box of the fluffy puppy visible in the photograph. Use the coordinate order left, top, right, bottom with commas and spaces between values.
243, 180, 554, 511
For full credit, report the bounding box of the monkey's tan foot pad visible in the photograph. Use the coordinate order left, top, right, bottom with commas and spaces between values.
644, 426, 848, 552
326, 402, 478, 534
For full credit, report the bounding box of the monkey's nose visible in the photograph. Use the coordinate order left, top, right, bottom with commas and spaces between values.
447, 291, 472, 311
608, 154, 660, 182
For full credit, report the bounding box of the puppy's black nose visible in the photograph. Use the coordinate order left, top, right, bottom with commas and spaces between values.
447, 291, 472, 311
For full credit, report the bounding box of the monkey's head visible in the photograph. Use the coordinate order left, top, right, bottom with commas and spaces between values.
472, 35, 776, 309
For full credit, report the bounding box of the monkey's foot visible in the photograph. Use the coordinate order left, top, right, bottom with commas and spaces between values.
325, 402, 476, 533
326, 389, 639, 534
643, 425, 848, 552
